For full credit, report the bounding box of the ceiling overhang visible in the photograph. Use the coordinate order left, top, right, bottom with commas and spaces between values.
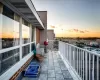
0, 0, 44, 29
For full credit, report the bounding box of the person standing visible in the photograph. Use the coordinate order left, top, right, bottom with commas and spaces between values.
44, 41, 48, 53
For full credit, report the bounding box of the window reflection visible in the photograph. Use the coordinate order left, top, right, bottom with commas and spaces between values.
1, 15, 19, 49
22, 45, 30, 57
0, 14, 19, 49
0, 48, 20, 75
22, 24, 30, 44
31, 28, 34, 42
3, 5, 14, 20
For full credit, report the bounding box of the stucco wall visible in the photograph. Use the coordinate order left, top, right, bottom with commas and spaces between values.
47, 30, 55, 40
37, 11, 47, 45
36, 28, 40, 44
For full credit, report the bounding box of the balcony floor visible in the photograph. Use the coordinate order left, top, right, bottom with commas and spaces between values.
22, 50, 73, 80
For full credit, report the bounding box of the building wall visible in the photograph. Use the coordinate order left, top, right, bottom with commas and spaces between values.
47, 30, 55, 40
37, 11, 47, 45
36, 28, 40, 44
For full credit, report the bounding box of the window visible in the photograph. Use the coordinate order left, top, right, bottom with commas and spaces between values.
0, 48, 20, 75
0, 4, 33, 76
22, 45, 30, 58
22, 20, 30, 44
31, 27, 35, 42
1, 14, 19, 49
31, 43, 36, 51
0, 5, 20, 49
3, 5, 14, 20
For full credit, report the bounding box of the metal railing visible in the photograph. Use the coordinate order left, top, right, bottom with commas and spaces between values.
59, 41, 100, 80
48, 40, 58, 51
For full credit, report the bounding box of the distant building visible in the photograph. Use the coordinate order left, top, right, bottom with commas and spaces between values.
90, 42, 99, 46
90, 42, 99, 47
47, 30, 55, 49
47, 30, 55, 40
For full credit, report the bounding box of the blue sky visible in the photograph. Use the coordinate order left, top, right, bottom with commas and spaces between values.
32, 0, 100, 37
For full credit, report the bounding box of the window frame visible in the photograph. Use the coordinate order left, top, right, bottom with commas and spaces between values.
0, 4, 36, 77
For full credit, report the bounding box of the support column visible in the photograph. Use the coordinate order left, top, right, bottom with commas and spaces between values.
19, 17, 22, 60
29, 24, 32, 53
0, 2, 3, 74
34, 27, 36, 45
0, 3, 3, 49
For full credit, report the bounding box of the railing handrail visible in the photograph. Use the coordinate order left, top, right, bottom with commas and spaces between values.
59, 41, 100, 57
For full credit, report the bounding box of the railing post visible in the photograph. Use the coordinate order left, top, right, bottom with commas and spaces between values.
89, 53, 91, 80
92, 55, 94, 80
80, 50, 82, 78
73, 47, 75, 69
77, 48, 78, 73
67, 44, 69, 60
68, 45, 69, 61
70, 46, 71, 65
65, 44, 67, 59
70, 46, 72, 65
64, 43, 66, 57
69, 45, 70, 62
79, 49, 80, 75
85, 52, 88, 80
83, 51, 84, 80
97, 56, 99, 80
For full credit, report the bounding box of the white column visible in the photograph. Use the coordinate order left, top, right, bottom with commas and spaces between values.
0, 3, 3, 74
97, 56, 99, 80
29, 24, 32, 53
34, 27, 36, 45
85, 52, 88, 80
19, 17, 22, 60
0, 3, 3, 50
83, 51, 84, 80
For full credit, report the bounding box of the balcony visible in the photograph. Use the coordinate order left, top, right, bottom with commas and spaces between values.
22, 40, 100, 80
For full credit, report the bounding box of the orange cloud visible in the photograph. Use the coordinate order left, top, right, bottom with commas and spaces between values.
85, 30, 89, 32
80, 31, 85, 33
50, 25, 55, 28
73, 29, 78, 32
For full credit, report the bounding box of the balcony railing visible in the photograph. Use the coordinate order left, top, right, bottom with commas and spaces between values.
59, 41, 100, 80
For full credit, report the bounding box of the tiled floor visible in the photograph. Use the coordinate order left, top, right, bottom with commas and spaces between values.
22, 50, 73, 80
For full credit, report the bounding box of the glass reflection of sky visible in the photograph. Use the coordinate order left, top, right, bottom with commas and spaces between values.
22, 24, 30, 38
0, 14, 30, 38
0, 14, 2, 38
0, 14, 19, 38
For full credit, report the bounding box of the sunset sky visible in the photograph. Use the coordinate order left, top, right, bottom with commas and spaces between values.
0, 14, 29, 38
33, 0, 100, 37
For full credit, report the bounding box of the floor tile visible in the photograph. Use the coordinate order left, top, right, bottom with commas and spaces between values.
48, 70, 55, 78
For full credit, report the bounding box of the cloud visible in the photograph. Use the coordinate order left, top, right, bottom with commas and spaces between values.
50, 25, 55, 28
80, 31, 85, 33
68, 29, 89, 33
73, 29, 79, 32
85, 30, 89, 32
68, 29, 73, 32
